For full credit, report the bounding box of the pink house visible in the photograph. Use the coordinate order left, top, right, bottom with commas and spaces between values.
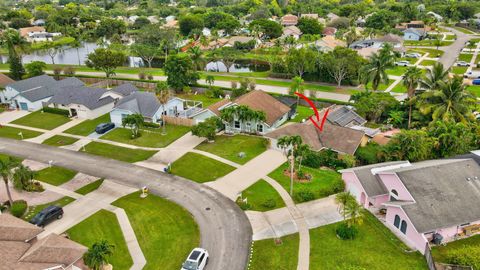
340, 159, 480, 254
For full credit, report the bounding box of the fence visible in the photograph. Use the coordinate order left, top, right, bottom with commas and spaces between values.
61, 77, 157, 90
424, 243, 437, 270
163, 115, 195, 127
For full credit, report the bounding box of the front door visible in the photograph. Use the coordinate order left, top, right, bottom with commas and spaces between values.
19, 102, 28, 111
70, 108, 77, 117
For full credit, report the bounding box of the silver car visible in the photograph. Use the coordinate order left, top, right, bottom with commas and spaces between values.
181, 248, 209, 270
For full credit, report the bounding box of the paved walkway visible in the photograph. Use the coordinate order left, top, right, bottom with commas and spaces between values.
205, 150, 286, 200
0, 110, 29, 123
385, 53, 429, 93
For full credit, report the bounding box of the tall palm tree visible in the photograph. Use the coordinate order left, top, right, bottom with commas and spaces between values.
420, 62, 449, 91
83, 240, 115, 270
418, 76, 476, 123
345, 199, 364, 228
155, 82, 172, 135
402, 67, 423, 129
0, 157, 19, 206
335, 192, 355, 221
289, 76, 305, 108
187, 46, 204, 71
277, 135, 303, 196
361, 44, 395, 91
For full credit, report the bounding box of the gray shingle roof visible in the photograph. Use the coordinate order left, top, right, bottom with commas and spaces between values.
7, 75, 85, 102
111, 83, 139, 96
114, 92, 160, 118
48, 86, 114, 110
386, 159, 480, 233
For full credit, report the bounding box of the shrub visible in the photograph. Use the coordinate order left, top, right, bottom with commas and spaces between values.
138, 72, 146, 80
318, 180, 345, 197
297, 170, 306, 179
143, 121, 160, 128
206, 87, 224, 98
147, 74, 154, 80
10, 200, 27, 218
24, 181, 44, 192
236, 198, 251, 210
63, 66, 75, 76
303, 149, 347, 170
294, 190, 315, 203
53, 66, 62, 79
42, 107, 70, 116
336, 222, 358, 240
355, 142, 382, 165
445, 245, 480, 269
261, 199, 277, 209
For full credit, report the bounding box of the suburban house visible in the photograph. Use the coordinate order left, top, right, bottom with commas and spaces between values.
341, 158, 480, 254
266, 122, 365, 155
427, 11, 443, 22
0, 73, 14, 92
322, 27, 337, 36
191, 90, 291, 134
310, 36, 346, 52
281, 14, 298, 26
282, 26, 302, 40
0, 214, 87, 270
350, 34, 406, 58
19, 26, 61, 42
326, 12, 340, 22
402, 28, 427, 41
321, 105, 367, 128
1, 75, 84, 111
395, 20, 428, 31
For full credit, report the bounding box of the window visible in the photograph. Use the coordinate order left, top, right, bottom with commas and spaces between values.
390, 189, 399, 201
394, 215, 400, 228
400, 220, 407, 234
257, 124, 263, 133
198, 254, 205, 264
234, 121, 240, 129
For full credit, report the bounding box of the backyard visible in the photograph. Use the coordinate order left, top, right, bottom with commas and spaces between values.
249, 233, 299, 270
42, 135, 79, 146
67, 209, 133, 270
170, 152, 236, 183
112, 192, 199, 270
309, 213, 428, 270
432, 234, 480, 268
34, 166, 77, 186
81, 142, 157, 163
64, 113, 111, 136
0, 126, 42, 140
288, 105, 314, 123
177, 93, 222, 107
11, 111, 71, 130
195, 134, 268, 164
101, 125, 191, 148
468, 85, 480, 97
237, 179, 285, 211
268, 163, 344, 204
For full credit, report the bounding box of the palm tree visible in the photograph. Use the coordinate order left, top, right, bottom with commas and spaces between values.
13, 164, 34, 191
295, 144, 310, 172
345, 199, 364, 228
277, 135, 303, 196
289, 76, 305, 108
188, 46, 204, 71
335, 192, 355, 221
418, 76, 476, 123
206, 75, 215, 87
0, 157, 19, 206
361, 44, 395, 91
122, 114, 144, 138
420, 62, 449, 91
402, 67, 423, 129
155, 82, 172, 135
83, 240, 115, 270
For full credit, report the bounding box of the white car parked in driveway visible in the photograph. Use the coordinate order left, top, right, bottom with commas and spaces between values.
456, 61, 470, 67
181, 248, 209, 270
395, 60, 410, 67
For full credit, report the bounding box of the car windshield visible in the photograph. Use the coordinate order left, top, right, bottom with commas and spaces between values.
182, 261, 198, 270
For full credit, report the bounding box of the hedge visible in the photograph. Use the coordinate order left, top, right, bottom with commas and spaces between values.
42, 107, 70, 116
10, 200, 28, 218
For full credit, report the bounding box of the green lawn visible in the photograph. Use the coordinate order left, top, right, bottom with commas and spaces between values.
112, 192, 199, 270
452, 26, 476, 34
75, 179, 104, 195
458, 54, 474, 62
0, 153, 23, 163
288, 106, 314, 123
35, 166, 77, 186
268, 163, 344, 204
81, 142, 157, 163
64, 113, 110, 136
237, 179, 285, 211
404, 40, 453, 47
310, 213, 427, 270
101, 125, 191, 148
171, 152, 236, 183
250, 233, 299, 270
467, 85, 480, 97
67, 210, 133, 270
432, 234, 480, 265
420, 59, 438, 66
408, 48, 444, 57
366, 79, 394, 91
195, 135, 268, 164
22, 196, 75, 221
391, 82, 408, 93
451, 66, 468, 75
0, 126, 42, 140
11, 111, 70, 130
42, 135, 78, 147
386, 66, 408, 76
177, 93, 222, 107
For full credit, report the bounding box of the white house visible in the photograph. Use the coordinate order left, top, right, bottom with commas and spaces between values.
282, 26, 302, 40
1, 75, 83, 111
403, 28, 426, 41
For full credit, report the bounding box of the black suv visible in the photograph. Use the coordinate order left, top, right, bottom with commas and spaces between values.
95, 122, 115, 134
30, 205, 64, 227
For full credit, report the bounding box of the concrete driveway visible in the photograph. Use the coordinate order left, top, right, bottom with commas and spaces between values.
0, 138, 252, 270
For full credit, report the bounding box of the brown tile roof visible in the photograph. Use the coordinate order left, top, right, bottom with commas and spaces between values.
207, 99, 231, 116
20, 234, 87, 265
234, 90, 291, 126
0, 73, 15, 88
0, 213, 44, 242
281, 14, 298, 25
19, 26, 45, 37
265, 122, 364, 154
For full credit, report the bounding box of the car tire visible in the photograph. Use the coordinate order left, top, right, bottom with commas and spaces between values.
206, 257, 209, 265
57, 214, 63, 219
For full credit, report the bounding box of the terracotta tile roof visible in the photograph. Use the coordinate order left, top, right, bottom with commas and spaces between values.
207, 99, 231, 116
265, 122, 365, 154
19, 26, 45, 37
0, 214, 44, 242
0, 73, 14, 87
234, 90, 291, 126
322, 27, 337, 36
281, 14, 298, 25
20, 234, 87, 265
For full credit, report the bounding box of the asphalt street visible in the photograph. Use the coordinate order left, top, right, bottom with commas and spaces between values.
0, 138, 252, 270
438, 27, 473, 69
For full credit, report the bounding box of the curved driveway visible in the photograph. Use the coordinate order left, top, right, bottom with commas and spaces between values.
0, 138, 252, 270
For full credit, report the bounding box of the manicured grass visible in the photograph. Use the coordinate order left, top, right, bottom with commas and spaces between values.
195, 134, 268, 164
386, 66, 408, 76
250, 233, 299, 270
22, 196, 75, 221
0, 153, 23, 163
404, 40, 453, 46
64, 113, 110, 136
458, 53, 474, 62
310, 213, 427, 270
268, 163, 344, 204
452, 26, 476, 34
451, 66, 468, 75
112, 192, 199, 270
67, 210, 133, 270
171, 152, 236, 183
101, 125, 191, 148
42, 135, 78, 146
74, 179, 104, 195
35, 166, 77, 186
177, 93, 222, 107
11, 111, 70, 130
432, 234, 480, 264
467, 85, 480, 97
0, 126, 42, 140
391, 82, 408, 93
237, 179, 285, 211
366, 79, 394, 91
409, 48, 444, 57
288, 105, 314, 123
420, 59, 438, 66
81, 142, 157, 163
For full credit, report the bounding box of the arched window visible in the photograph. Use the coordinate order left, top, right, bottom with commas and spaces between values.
394, 215, 400, 228
391, 190, 398, 196
390, 189, 399, 201
400, 220, 407, 234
